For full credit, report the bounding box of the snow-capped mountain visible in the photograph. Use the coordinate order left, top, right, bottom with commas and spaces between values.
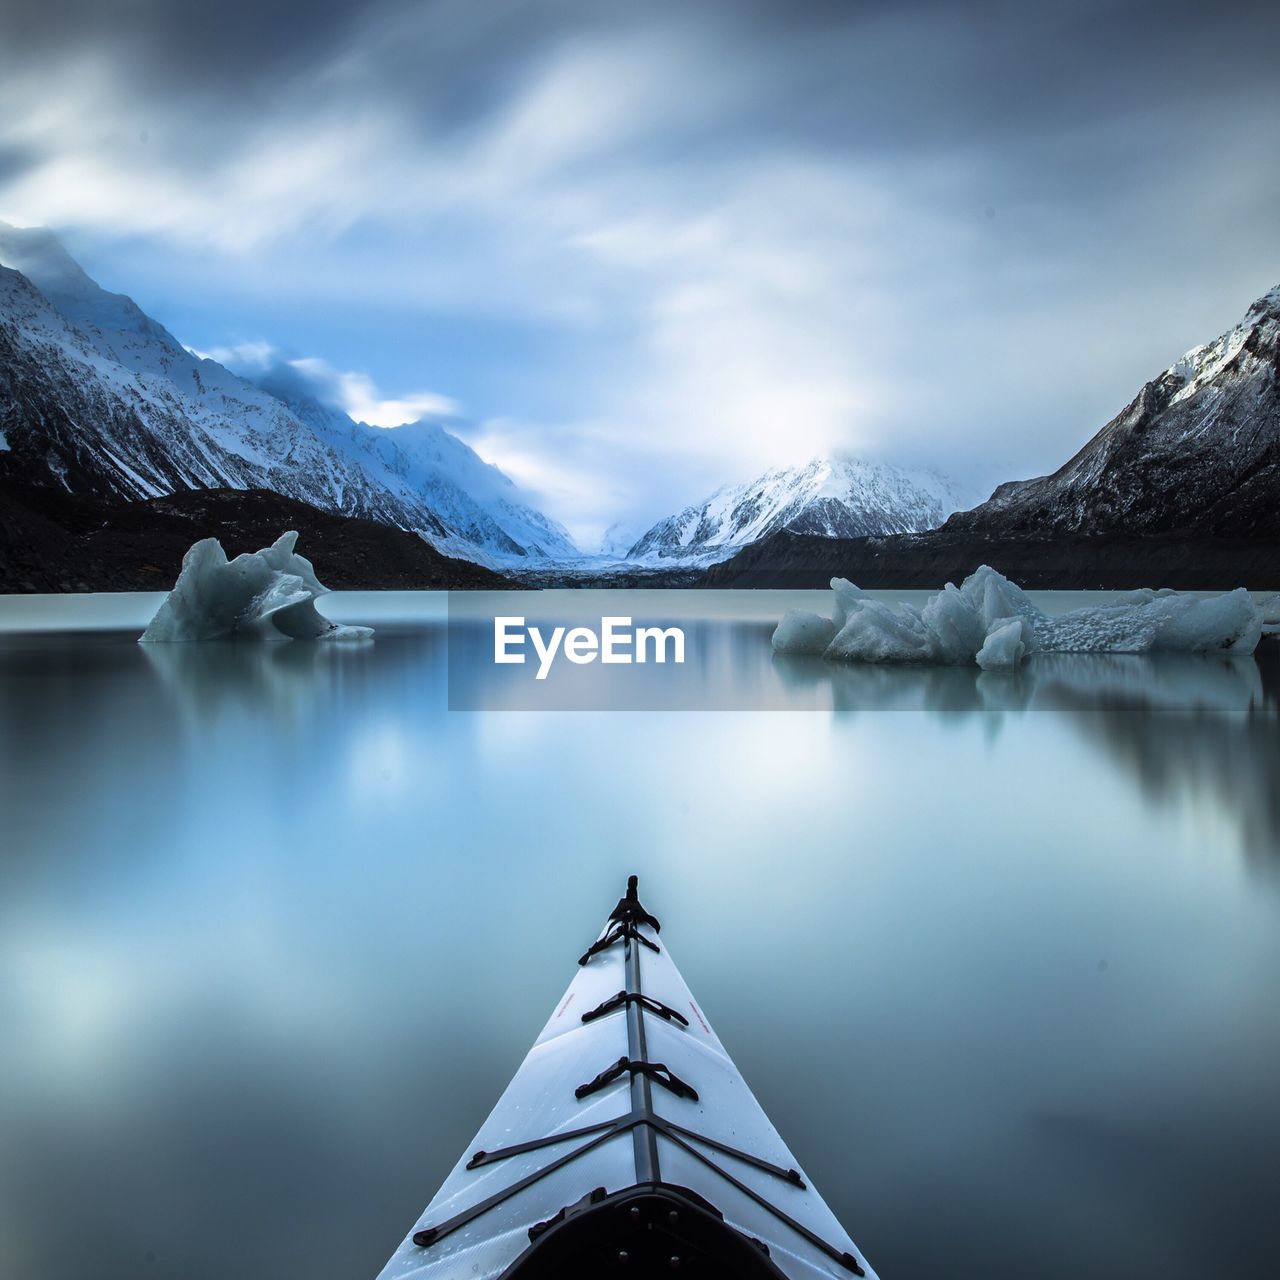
0, 223, 575, 564
626, 456, 968, 562
257, 378, 576, 561
949, 285, 1280, 539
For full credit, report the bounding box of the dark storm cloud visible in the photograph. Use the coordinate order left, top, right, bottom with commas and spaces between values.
3, 0, 1276, 221
0, 140, 37, 184
4, 0, 1274, 136
0, 0, 598, 129
0, 0, 360, 86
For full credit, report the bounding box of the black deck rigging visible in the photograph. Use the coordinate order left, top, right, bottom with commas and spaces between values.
411, 876, 866, 1277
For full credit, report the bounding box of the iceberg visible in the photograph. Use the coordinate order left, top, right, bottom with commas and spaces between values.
827, 596, 937, 663
975, 617, 1032, 671
139, 532, 373, 642
771, 609, 837, 655
830, 576, 866, 630
1260, 593, 1280, 639
774, 566, 1262, 669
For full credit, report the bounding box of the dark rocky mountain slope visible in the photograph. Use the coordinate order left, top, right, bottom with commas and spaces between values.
703, 528, 1280, 590
0, 482, 508, 593
709, 286, 1280, 589
0, 224, 575, 567
949, 285, 1280, 541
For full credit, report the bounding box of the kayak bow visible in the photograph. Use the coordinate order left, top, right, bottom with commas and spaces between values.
375, 877, 878, 1280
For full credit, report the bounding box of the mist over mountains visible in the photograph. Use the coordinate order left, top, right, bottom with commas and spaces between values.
2, 223, 1277, 590
708, 284, 1280, 589
0, 225, 973, 577
0, 223, 575, 568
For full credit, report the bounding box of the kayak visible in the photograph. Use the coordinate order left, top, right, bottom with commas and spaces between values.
375, 877, 878, 1279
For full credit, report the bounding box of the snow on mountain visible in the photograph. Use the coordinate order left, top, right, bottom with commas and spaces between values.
257, 378, 577, 562
950, 284, 1280, 539
0, 223, 575, 564
626, 456, 968, 562
0, 223, 191, 378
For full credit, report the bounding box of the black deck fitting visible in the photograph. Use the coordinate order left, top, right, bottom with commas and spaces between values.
610, 874, 662, 933
574, 1055, 700, 1103
409, 875, 866, 1280
581, 990, 690, 1026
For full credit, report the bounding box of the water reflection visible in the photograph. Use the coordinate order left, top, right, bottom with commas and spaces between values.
140, 628, 399, 726
1059, 648, 1280, 873
773, 648, 1270, 718
775, 646, 1280, 867
1, 605, 1278, 1280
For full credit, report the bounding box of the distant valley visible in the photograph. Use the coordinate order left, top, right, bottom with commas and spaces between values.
2, 221, 1277, 591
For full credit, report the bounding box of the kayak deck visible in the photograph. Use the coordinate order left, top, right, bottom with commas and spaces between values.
375, 878, 878, 1279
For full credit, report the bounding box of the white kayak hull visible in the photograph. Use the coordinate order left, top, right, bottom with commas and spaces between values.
375, 878, 878, 1280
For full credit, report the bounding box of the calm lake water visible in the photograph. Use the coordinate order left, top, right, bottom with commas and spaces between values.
1, 589, 1278, 1280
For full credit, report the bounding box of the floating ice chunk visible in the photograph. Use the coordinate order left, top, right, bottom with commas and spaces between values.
1042, 602, 1161, 653
975, 617, 1032, 670
774, 566, 1262, 669
827, 598, 937, 663
772, 610, 837, 655
1259, 593, 1280, 638
830, 577, 865, 630
1045, 588, 1260, 655
920, 582, 989, 662
1148, 589, 1261, 653
139, 532, 373, 642
1107, 588, 1156, 606
960, 564, 1043, 634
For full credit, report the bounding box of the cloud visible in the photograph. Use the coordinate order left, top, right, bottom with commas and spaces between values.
288, 359, 458, 427
3, 0, 1279, 532
202, 343, 458, 428
468, 415, 662, 548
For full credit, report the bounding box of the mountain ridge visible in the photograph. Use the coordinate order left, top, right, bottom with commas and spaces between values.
0, 223, 575, 566
4, 221, 1276, 588
705, 283, 1280, 589
626, 455, 968, 562
946, 283, 1280, 540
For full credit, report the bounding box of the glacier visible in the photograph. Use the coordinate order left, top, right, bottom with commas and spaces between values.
139, 532, 372, 642
773, 567, 1263, 670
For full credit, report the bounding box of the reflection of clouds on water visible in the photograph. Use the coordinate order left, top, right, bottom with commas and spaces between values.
3, 608, 1280, 1280
775, 648, 1280, 868
0, 909, 451, 1280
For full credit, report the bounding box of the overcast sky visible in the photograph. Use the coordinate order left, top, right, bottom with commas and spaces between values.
1, 0, 1278, 542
